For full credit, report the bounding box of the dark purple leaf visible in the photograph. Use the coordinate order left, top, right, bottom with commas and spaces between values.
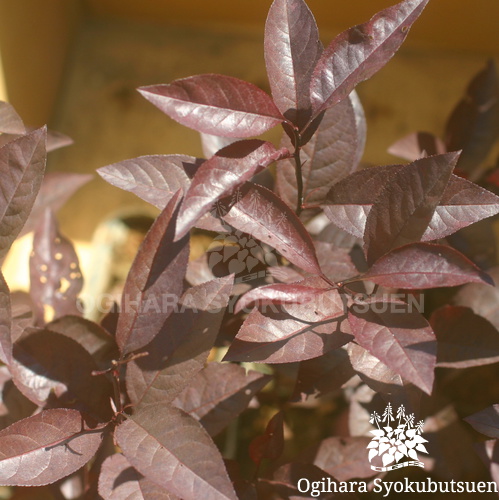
98, 453, 176, 499
0, 409, 104, 486
139, 75, 284, 138
465, 405, 499, 439
126, 276, 233, 408
291, 347, 354, 401
0, 127, 46, 259
173, 363, 271, 436
116, 192, 189, 355
305, 436, 374, 481
277, 91, 366, 207
322, 164, 401, 238
11, 329, 113, 420
235, 282, 326, 314
425, 407, 484, 480
324, 167, 499, 242
423, 174, 499, 241
29, 209, 83, 325
361, 242, 493, 289
175, 140, 288, 239
46, 315, 117, 367
225, 279, 352, 363
249, 411, 284, 465
98, 155, 198, 210
0, 365, 36, 431
20, 172, 92, 238
445, 60, 499, 176
115, 403, 237, 500
431, 306, 499, 368
0, 272, 11, 364
388, 131, 446, 161
0, 101, 25, 134
348, 300, 436, 394
264, 0, 322, 128
309, 0, 429, 118
347, 342, 404, 395
364, 152, 459, 265
315, 241, 358, 282
222, 182, 322, 274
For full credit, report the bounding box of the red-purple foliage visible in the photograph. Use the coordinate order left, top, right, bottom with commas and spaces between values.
1, 0, 499, 498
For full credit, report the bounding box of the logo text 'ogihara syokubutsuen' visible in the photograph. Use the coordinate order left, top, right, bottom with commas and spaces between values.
368, 403, 428, 471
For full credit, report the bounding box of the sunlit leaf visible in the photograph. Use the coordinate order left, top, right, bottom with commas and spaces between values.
175, 140, 288, 239
309, 0, 429, 118
116, 403, 237, 500
0, 409, 103, 486
139, 75, 284, 138
264, 0, 322, 129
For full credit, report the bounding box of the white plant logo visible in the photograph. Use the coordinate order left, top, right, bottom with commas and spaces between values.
207, 192, 277, 280
367, 403, 429, 472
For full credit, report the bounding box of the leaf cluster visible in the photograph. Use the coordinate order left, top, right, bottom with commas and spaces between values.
0, 0, 499, 498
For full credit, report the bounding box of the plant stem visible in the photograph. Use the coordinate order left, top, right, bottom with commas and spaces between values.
293, 129, 304, 215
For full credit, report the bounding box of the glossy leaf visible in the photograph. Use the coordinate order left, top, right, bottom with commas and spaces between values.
322, 164, 401, 238
249, 411, 284, 465
445, 60, 499, 175
115, 403, 237, 500
173, 363, 271, 436
465, 405, 499, 439
348, 300, 436, 394
0, 127, 46, 259
324, 167, 499, 242
309, 0, 429, 118
175, 140, 288, 239
0, 272, 11, 365
126, 276, 233, 408
264, 0, 322, 128
0, 101, 25, 134
315, 241, 358, 282
291, 347, 354, 401
222, 182, 322, 274
20, 172, 92, 238
431, 306, 499, 368
225, 279, 351, 363
364, 152, 459, 265
361, 242, 493, 289
29, 209, 83, 324
139, 75, 284, 138
99, 453, 176, 500
116, 192, 189, 355
11, 329, 113, 421
347, 342, 405, 395
98, 155, 198, 210
388, 131, 446, 161
277, 91, 366, 207
0, 409, 103, 486
235, 282, 326, 314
